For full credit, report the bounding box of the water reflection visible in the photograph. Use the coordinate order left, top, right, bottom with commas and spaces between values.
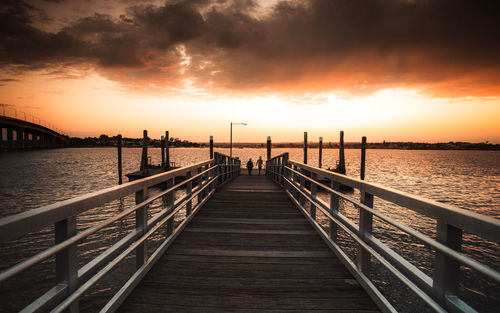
0, 148, 498, 312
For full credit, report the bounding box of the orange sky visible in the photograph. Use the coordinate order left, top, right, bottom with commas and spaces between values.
1, 0, 499, 143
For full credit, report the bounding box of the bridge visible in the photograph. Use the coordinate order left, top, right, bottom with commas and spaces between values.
0, 110, 68, 151
0, 152, 499, 312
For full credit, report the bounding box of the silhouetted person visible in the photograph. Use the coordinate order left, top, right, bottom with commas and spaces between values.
256, 156, 263, 175
247, 158, 254, 175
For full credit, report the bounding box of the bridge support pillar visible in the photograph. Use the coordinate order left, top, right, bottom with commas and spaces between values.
16, 128, 24, 150
40, 132, 46, 149
24, 130, 30, 149
7, 127, 13, 151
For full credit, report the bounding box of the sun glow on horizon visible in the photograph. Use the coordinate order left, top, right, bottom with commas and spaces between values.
1, 71, 499, 144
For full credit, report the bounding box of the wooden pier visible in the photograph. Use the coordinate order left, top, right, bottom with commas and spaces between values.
0, 151, 499, 313
119, 175, 378, 312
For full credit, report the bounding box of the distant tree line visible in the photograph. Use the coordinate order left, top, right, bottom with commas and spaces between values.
69, 134, 202, 148
69, 135, 499, 150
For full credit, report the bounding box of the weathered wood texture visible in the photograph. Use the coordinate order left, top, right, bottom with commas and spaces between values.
118, 175, 379, 313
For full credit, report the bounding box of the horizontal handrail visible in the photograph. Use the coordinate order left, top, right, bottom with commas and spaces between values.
52, 175, 219, 313
285, 165, 500, 280
0, 159, 213, 242
266, 155, 499, 313
0, 154, 241, 313
0, 164, 217, 283
284, 183, 446, 313
288, 160, 500, 244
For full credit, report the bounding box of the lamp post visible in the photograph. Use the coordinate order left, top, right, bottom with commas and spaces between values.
230, 122, 246, 158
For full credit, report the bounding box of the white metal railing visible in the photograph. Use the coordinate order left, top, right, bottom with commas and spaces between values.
0, 152, 240, 312
266, 153, 500, 313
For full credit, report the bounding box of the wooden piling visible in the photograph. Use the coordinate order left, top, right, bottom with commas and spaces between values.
165, 131, 170, 170
303, 132, 308, 164
140, 130, 148, 171
361, 136, 367, 180
117, 134, 122, 185
209, 135, 214, 159
161, 135, 165, 168
319, 136, 323, 168
339, 131, 346, 174
267, 136, 271, 160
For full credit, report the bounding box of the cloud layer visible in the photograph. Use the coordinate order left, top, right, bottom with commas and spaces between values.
1, 0, 499, 96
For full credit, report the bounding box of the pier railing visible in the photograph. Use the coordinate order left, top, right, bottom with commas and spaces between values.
266, 153, 500, 313
0, 152, 240, 313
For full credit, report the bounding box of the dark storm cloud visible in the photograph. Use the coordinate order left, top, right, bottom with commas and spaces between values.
1, 0, 499, 96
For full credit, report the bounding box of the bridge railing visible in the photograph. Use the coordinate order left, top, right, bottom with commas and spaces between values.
1, 106, 65, 135
0, 153, 240, 312
266, 153, 500, 313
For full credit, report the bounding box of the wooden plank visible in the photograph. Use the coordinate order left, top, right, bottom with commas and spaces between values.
183, 228, 317, 235
162, 254, 338, 265
163, 248, 333, 257
122, 302, 379, 313
118, 175, 380, 313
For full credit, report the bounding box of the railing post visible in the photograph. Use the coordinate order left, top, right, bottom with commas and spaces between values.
433, 221, 462, 301
197, 167, 203, 205
292, 164, 299, 200
213, 152, 220, 188
135, 188, 148, 268
165, 178, 174, 236
185, 172, 193, 216
273, 158, 277, 181
358, 187, 373, 274
299, 169, 306, 207
225, 156, 229, 181
310, 173, 317, 220
55, 216, 78, 313
329, 181, 340, 242
279, 156, 284, 185
283, 153, 289, 191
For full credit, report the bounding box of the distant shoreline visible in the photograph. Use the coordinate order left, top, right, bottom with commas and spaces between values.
68, 136, 500, 151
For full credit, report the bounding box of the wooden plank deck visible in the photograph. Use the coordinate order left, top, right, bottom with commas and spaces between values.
118, 175, 380, 313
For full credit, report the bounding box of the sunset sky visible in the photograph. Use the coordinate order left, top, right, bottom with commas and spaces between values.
0, 0, 499, 143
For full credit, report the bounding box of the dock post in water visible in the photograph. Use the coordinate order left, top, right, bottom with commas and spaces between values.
140, 130, 148, 171
165, 131, 170, 170
209, 135, 213, 159
303, 131, 308, 164
361, 136, 367, 180
267, 136, 271, 160
117, 134, 122, 185
339, 130, 346, 174
161, 135, 165, 168
319, 136, 323, 168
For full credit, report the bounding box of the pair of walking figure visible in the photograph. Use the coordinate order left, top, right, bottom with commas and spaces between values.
247, 156, 263, 175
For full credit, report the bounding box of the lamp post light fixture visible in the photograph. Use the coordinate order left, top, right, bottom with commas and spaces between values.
230, 122, 247, 158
